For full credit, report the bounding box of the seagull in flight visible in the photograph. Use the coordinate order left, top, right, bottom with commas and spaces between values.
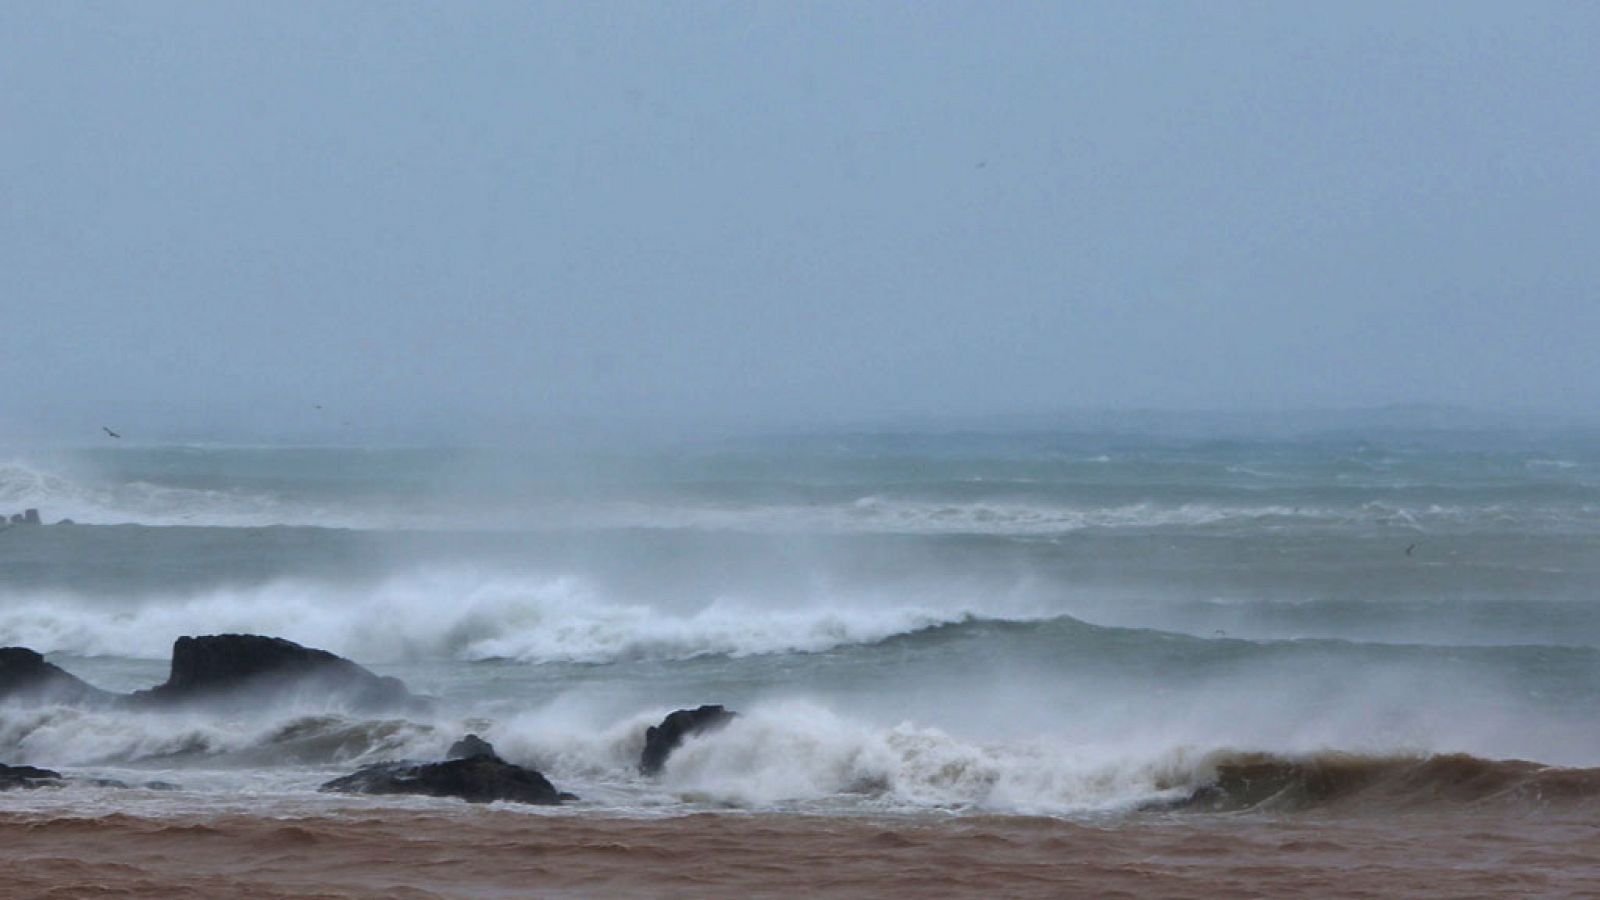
103, 426, 122, 439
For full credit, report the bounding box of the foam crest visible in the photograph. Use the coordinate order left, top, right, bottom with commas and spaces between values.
0, 460, 337, 528
594, 497, 1325, 535
0, 572, 984, 664
6, 693, 1597, 817
0, 705, 443, 770
575, 701, 1188, 814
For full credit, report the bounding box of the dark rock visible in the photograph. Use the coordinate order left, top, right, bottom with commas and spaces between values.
5, 635, 426, 714
640, 705, 737, 776
124, 634, 420, 712
0, 647, 117, 706
0, 763, 64, 790
447, 734, 498, 760
0, 769, 181, 792
321, 755, 569, 805
22, 508, 40, 525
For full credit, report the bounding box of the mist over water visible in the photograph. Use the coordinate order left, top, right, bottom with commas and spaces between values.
2, 429, 1598, 815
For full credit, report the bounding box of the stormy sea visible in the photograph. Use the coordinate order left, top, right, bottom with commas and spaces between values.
4, 427, 1600, 896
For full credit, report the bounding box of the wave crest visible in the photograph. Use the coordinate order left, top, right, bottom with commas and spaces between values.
1167, 750, 1600, 813
5, 697, 1598, 816
0, 461, 318, 528
0, 573, 994, 665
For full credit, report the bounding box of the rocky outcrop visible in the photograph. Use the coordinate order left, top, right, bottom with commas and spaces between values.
0, 764, 63, 790
640, 705, 737, 775
0, 647, 117, 706
125, 635, 420, 712
4, 635, 424, 713
321, 736, 572, 805
447, 734, 497, 760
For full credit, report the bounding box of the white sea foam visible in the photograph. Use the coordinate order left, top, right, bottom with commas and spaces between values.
0, 571, 991, 665
485, 702, 1202, 813
0, 460, 367, 529
6, 671, 1598, 816
6, 456, 1582, 537
1527, 458, 1580, 470
629, 701, 1191, 813
0, 700, 1209, 814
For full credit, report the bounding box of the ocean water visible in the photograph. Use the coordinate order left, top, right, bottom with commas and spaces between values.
2, 432, 1599, 819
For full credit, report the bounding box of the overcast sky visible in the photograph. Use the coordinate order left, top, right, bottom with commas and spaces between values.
2, 2, 1597, 441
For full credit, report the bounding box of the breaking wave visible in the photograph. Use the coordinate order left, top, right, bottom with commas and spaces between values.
1165, 749, 1600, 813
644, 711, 1600, 815
5, 697, 1597, 817
0, 572, 1000, 664
0, 461, 357, 529
7, 459, 1581, 535
0, 707, 438, 769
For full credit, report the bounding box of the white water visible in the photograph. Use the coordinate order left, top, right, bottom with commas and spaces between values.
8, 458, 1569, 535
4, 439, 1600, 819
0, 571, 1002, 664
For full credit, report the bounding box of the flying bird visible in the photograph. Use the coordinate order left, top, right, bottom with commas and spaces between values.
103, 426, 122, 439
1405, 543, 1416, 557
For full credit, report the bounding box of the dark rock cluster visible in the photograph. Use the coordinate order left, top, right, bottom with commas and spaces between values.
0, 635, 424, 714
0, 762, 175, 793
0, 763, 63, 790
1, 633, 743, 807
126, 634, 418, 713
0, 508, 71, 525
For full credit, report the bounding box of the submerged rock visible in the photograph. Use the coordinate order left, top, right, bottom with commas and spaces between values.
0, 764, 64, 790
76, 778, 182, 791
321, 752, 571, 806
125, 634, 420, 712
0, 765, 179, 792
0, 647, 117, 707
640, 705, 738, 776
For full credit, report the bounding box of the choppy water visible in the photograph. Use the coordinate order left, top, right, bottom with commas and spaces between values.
2, 432, 1599, 816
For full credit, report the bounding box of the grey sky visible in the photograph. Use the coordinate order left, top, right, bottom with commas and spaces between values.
3, 2, 1597, 441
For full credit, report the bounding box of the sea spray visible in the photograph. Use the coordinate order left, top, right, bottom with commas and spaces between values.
0, 571, 992, 663
2, 438, 1598, 820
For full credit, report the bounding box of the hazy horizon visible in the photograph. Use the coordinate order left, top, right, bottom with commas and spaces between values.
4, 2, 1597, 444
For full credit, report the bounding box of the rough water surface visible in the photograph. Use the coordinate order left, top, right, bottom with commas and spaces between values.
4, 809, 1600, 899
3, 434, 1599, 893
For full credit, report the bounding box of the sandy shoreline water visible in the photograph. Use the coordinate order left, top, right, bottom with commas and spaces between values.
3, 809, 1599, 898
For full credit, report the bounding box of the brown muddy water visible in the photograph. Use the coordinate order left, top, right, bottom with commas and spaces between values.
3, 808, 1599, 899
